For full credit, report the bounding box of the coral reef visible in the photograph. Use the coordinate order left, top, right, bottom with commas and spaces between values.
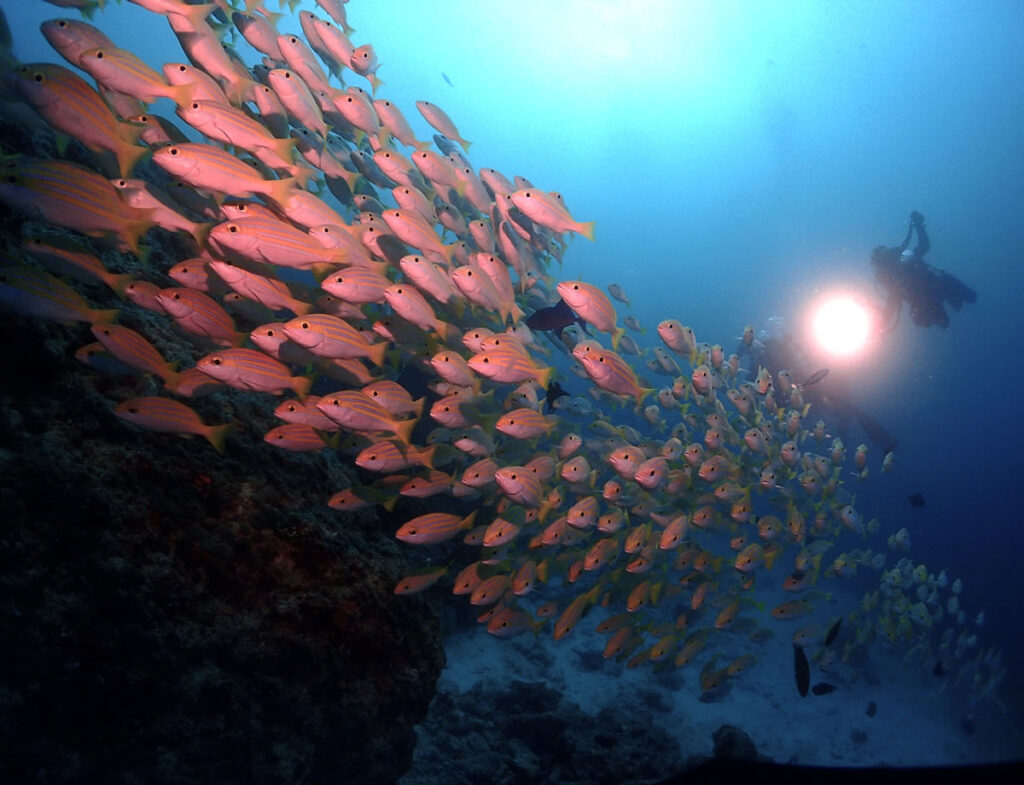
0, 311, 444, 784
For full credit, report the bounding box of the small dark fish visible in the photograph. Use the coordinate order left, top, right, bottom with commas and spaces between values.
442, 72, 453, 87
908, 492, 926, 508
824, 617, 842, 647
525, 299, 589, 338
811, 682, 837, 696
962, 715, 975, 736
0, 7, 11, 53
794, 644, 809, 697
349, 150, 394, 189
853, 405, 899, 454
933, 659, 945, 677
432, 134, 468, 166
801, 368, 829, 387
545, 381, 569, 414
866, 701, 877, 718
374, 234, 410, 266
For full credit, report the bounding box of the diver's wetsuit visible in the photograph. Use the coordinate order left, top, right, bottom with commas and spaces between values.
871, 212, 975, 332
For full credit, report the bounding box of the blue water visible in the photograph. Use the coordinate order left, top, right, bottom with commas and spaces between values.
4, 0, 1023, 760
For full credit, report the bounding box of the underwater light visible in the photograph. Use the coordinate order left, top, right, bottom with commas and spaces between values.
812, 296, 871, 356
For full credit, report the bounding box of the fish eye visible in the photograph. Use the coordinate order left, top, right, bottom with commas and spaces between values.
212, 358, 221, 365
95, 50, 104, 58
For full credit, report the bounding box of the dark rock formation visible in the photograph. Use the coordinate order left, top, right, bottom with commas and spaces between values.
0, 310, 445, 784
401, 679, 683, 785
711, 724, 759, 761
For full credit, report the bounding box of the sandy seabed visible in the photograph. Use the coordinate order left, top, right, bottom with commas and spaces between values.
419, 612, 1023, 771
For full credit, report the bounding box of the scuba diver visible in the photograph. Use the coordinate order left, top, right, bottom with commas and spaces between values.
870, 211, 976, 333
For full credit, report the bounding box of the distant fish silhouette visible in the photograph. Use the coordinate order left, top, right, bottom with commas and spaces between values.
933, 659, 945, 677
908, 493, 926, 508
442, 72, 453, 87
794, 644, 809, 697
824, 617, 842, 647
545, 381, 569, 413
812, 682, 837, 695
853, 405, 899, 454
866, 701, 877, 717
525, 299, 589, 338
801, 368, 829, 387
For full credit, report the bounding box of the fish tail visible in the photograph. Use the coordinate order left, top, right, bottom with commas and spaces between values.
476, 413, 500, 437
417, 444, 436, 470
311, 263, 335, 283
393, 416, 418, 445
204, 422, 234, 454
120, 219, 155, 258
367, 73, 385, 95
366, 340, 388, 367
105, 273, 135, 298
223, 77, 257, 108
292, 374, 314, 401
191, 221, 215, 250
433, 319, 451, 341
611, 326, 625, 351
171, 82, 199, 108
290, 162, 319, 190
411, 396, 426, 418
536, 559, 550, 583
578, 220, 596, 242
460, 509, 478, 531
162, 369, 183, 393
535, 365, 553, 390
116, 143, 150, 179
380, 493, 398, 512
266, 176, 298, 207
90, 308, 120, 325
182, 2, 216, 28
459, 138, 472, 154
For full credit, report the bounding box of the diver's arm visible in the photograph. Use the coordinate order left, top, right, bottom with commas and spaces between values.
898, 222, 914, 253
911, 213, 930, 258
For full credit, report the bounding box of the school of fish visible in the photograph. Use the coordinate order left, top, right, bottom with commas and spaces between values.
0, 0, 1006, 710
